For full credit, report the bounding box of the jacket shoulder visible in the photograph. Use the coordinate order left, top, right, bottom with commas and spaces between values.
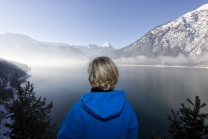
68, 101, 83, 115
57, 101, 85, 139
123, 99, 135, 111
123, 99, 138, 132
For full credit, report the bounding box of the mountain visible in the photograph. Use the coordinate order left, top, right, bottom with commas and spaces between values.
40, 42, 88, 59
0, 33, 87, 57
0, 33, 88, 65
0, 33, 51, 53
97, 42, 115, 55
0, 33, 116, 65
111, 3, 208, 63
72, 42, 115, 57
72, 44, 100, 57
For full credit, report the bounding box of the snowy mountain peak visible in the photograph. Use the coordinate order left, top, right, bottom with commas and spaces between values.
196, 3, 208, 11
96, 42, 115, 55
101, 42, 115, 51
101, 42, 111, 48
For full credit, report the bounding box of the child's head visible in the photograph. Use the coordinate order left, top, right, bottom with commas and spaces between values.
88, 56, 118, 90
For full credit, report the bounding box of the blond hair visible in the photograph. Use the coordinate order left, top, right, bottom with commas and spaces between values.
88, 56, 118, 90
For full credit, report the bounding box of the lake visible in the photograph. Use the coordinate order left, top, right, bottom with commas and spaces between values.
27, 66, 208, 139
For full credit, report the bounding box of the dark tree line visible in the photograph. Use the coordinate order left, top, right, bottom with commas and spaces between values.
0, 59, 27, 103
0, 59, 26, 80
10, 60, 31, 71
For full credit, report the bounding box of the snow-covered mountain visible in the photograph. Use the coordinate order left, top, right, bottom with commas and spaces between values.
0, 33, 86, 57
97, 42, 115, 55
112, 3, 208, 61
0, 33, 88, 65
72, 42, 115, 57
0, 33, 117, 65
0, 33, 52, 53
72, 44, 100, 57
39, 41, 88, 59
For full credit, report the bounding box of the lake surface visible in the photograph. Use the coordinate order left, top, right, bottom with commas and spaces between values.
27, 66, 208, 139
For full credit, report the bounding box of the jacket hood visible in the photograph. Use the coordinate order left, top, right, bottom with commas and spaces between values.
80, 90, 125, 120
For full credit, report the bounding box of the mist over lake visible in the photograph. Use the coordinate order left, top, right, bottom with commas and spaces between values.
26, 66, 208, 139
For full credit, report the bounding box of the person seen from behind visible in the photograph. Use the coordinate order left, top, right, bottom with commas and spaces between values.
57, 56, 139, 139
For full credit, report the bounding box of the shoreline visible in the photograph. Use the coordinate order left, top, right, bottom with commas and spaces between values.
18, 74, 31, 81
117, 64, 208, 69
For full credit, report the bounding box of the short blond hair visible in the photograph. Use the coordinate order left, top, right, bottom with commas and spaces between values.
88, 56, 118, 90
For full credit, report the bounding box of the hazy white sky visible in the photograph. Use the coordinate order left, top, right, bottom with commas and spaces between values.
0, 0, 207, 49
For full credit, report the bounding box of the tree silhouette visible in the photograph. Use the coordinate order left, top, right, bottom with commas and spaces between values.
168, 96, 208, 139
5, 81, 57, 139
150, 96, 208, 139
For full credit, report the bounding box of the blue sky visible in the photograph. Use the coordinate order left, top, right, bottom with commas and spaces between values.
0, 0, 207, 49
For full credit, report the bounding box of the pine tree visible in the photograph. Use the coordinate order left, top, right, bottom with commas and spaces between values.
167, 96, 208, 139
5, 81, 57, 139
10, 72, 20, 88
150, 96, 208, 139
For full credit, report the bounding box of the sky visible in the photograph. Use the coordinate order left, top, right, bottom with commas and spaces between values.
0, 0, 207, 49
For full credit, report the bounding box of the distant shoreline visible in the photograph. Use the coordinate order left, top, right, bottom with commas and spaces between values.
117, 64, 208, 69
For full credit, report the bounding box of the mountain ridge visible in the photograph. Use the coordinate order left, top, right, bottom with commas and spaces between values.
108, 3, 208, 62
1, 4, 208, 67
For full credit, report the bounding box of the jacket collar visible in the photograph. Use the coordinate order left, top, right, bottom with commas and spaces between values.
91, 87, 114, 92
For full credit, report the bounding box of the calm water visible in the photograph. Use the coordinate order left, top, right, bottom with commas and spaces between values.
27, 66, 208, 139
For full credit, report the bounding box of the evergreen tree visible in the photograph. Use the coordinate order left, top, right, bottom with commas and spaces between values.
10, 72, 20, 88
167, 96, 208, 139
5, 81, 57, 139
150, 96, 208, 139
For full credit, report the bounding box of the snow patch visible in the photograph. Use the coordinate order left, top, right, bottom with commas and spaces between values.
4, 82, 11, 90
0, 104, 11, 139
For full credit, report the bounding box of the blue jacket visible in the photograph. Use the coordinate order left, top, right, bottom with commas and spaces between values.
57, 90, 138, 139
